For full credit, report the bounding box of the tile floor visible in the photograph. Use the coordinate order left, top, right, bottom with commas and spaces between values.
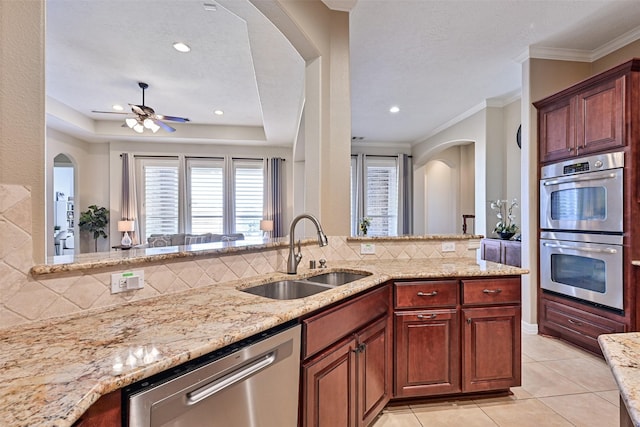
372, 333, 620, 427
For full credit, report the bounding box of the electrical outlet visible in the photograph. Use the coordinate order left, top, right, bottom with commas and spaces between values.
441, 242, 456, 253
360, 243, 376, 255
111, 270, 145, 294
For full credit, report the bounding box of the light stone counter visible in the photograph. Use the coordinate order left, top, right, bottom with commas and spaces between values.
1, 258, 525, 427
599, 333, 640, 426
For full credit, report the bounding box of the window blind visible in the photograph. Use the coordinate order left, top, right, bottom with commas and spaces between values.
188, 160, 224, 234
142, 161, 179, 237
365, 157, 399, 236
234, 160, 264, 237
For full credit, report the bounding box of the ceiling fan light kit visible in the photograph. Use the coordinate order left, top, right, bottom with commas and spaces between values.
92, 81, 189, 134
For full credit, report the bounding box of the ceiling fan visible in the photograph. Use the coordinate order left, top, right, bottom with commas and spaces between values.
92, 82, 190, 133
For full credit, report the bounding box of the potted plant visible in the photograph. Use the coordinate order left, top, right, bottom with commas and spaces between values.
359, 217, 372, 236
78, 205, 109, 252
490, 199, 519, 240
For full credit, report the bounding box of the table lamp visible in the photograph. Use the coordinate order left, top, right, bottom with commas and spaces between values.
118, 220, 135, 247
260, 219, 274, 239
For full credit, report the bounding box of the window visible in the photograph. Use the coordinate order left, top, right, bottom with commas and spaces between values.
351, 155, 399, 237
188, 158, 224, 234
138, 158, 180, 237
233, 160, 264, 237
137, 156, 264, 240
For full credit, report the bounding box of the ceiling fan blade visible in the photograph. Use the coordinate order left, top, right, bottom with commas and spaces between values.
157, 114, 190, 123
91, 110, 130, 115
153, 119, 176, 133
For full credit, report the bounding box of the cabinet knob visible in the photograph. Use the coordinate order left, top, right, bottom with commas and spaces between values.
417, 291, 438, 297
482, 288, 502, 294
467, 318, 472, 324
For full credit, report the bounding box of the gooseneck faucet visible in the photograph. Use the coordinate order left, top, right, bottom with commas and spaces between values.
287, 213, 329, 274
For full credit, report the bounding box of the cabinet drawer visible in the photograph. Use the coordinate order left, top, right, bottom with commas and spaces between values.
303, 285, 390, 359
395, 280, 458, 309
461, 278, 520, 306
542, 299, 625, 354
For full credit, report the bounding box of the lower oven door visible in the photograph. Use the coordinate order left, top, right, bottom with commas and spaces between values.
540, 235, 623, 310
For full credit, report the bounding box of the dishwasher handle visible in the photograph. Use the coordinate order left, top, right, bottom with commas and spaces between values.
186, 351, 277, 405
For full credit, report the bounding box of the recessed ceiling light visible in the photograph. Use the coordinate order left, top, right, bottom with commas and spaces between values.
389, 106, 400, 113
203, 3, 217, 11
173, 42, 191, 53
112, 104, 124, 111
214, 110, 224, 116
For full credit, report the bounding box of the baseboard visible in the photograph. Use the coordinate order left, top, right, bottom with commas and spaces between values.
521, 320, 539, 335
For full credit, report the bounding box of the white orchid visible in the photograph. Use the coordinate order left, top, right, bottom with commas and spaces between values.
490, 198, 519, 234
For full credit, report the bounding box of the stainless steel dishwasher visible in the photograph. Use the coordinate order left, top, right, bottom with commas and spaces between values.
123, 321, 301, 427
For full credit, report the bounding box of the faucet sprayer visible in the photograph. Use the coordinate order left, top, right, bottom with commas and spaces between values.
287, 213, 328, 274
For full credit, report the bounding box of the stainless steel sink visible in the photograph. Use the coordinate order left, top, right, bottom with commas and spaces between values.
305, 271, 371, 286
241, 271, 371, 300
242, 280, 333, 300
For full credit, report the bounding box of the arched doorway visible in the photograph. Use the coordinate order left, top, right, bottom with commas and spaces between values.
52, 154, 76, 256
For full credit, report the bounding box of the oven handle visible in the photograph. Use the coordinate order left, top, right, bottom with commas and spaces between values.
542, 172, 617, 186
542, 242, 618, 254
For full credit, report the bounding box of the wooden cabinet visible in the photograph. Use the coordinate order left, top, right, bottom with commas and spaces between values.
540, 297, 625, 355
301, 285, 392, 427
536, 74, 625, 164
395, 309, 460, 397
480, 238, 521, 267
72, 390, 121, 427
393, 277, 521, 399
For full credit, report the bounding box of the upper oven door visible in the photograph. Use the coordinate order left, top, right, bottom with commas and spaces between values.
540, 167, 623, 233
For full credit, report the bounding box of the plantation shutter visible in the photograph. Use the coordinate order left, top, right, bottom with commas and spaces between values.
365, 157, 399, 236
234, 159, 264, 237
141, 159, 180, 238
188, 159, 224, 234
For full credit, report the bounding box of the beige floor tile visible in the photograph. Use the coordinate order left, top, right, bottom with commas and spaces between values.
521, 353, 535, 364
370, 406, 421, 427
522, 334, 591, 361
509, 386, 534, 400
539, 393, 619, 427
596, 390, 620, 407
521, 362, 589, 397
477, 398, 574, 427
411, 400, 498, 427
541, 357, 618, 392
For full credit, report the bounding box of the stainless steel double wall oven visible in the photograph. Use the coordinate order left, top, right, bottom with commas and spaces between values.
539, 151, 624, 310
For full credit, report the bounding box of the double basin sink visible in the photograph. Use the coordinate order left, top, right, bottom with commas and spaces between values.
242, 271, 371, 300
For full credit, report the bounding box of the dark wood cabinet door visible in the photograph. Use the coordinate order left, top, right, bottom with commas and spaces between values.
73, 390, 121, 427
575, 76, 625, 156
356, 316, 392, 427
462, 306, 521, 392
480, 239, 501, 264
501, 241, 521, 267
302, 337, 358, 427
539, 97, 575, 163
394, 309, 460, 397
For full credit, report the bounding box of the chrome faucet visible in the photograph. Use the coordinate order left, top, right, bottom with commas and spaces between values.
287, 213, 329, 274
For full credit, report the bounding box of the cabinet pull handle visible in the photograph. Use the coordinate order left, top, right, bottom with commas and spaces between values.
482, 288, 502, 294
417, 313, 437, 320
567, 318, 583, 326
417, 291, 438, 297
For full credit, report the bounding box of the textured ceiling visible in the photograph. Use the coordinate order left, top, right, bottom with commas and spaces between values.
45, 0, 640, 147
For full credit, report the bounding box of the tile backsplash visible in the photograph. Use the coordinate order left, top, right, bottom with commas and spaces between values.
0, 183, 478, 329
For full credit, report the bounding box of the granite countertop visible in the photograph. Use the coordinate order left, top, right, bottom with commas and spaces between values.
1, 258, 526, 427
599, 332, 640, 425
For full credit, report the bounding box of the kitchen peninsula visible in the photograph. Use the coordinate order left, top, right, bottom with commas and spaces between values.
0, 233, 527, 426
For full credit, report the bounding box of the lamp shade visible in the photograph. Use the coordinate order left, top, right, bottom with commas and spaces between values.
118, 220, 135, 232
260, 220, 274, 231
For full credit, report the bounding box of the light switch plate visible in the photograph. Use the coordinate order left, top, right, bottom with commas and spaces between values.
111, 270, 145, 294
360, 243, 376, 255
441, 242, 456, 253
